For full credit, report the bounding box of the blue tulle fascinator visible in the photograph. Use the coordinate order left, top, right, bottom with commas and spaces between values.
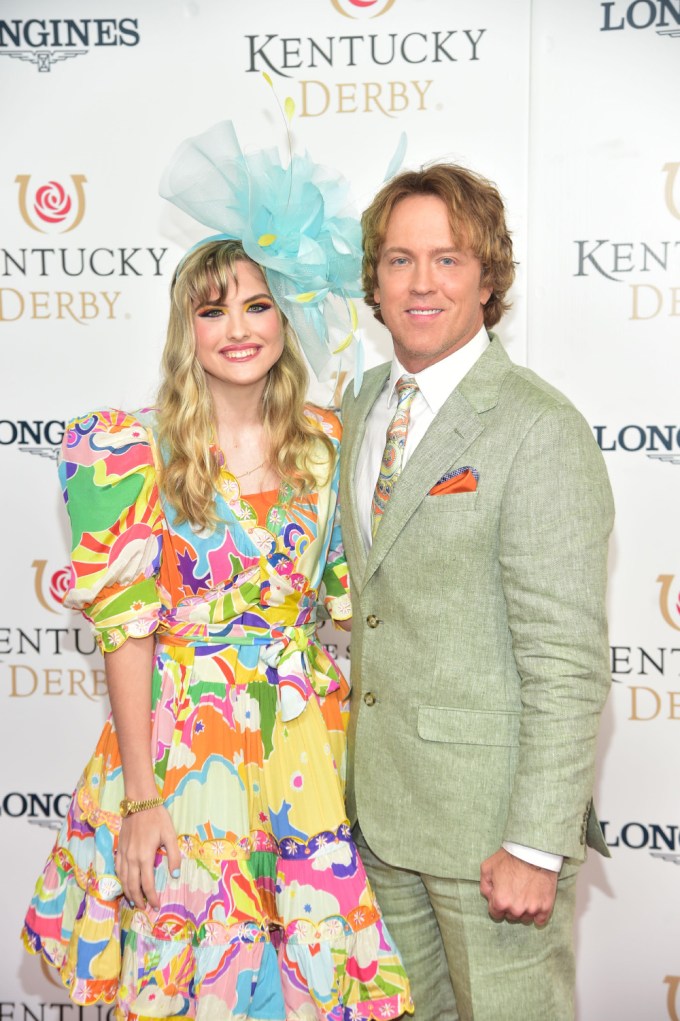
160, 118, 365, 389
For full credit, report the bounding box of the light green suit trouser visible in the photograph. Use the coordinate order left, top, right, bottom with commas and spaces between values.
356, 828, 577, 1021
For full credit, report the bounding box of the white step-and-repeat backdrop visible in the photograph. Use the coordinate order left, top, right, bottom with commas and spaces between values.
1, 1, 678, 1018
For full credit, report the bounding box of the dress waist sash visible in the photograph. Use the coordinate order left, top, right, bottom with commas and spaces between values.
157, 620, 343, 723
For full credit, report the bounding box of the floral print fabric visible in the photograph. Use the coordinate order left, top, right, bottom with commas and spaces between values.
22, 406, 412, 1020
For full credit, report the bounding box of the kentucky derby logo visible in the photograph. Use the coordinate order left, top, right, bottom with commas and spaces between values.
32, 559, 70, 613
662, 162, 680, 219
657, 574, 680, 631
665, 976, 680, 1021
15, 174, 87, 233
330, 0, 397, 18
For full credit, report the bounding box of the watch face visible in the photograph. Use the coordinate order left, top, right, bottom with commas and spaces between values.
120, 799, 130, 816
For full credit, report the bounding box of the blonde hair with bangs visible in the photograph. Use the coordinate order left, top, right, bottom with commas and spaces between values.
362, 164, 515, 329
156, 240, 334, 530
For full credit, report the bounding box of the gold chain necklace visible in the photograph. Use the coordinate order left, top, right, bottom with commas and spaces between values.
228, 458, 267, 480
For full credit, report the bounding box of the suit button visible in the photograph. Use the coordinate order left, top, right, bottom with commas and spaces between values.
366, 614, 380, 628
363, 692, 376, 706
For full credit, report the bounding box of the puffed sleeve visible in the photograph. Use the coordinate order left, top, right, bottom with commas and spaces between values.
315, 408, 352, 624
59, 409, 164, 653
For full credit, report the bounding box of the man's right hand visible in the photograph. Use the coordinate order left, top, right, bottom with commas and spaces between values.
479, 847, 558, 927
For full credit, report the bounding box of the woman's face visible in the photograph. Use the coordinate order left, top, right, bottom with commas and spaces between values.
192, 260, 285, 398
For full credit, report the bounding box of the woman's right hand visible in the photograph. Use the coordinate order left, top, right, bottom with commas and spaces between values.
116, 805, 182, 910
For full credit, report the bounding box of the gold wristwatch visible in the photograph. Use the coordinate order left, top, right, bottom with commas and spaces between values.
120, 795, 164, 817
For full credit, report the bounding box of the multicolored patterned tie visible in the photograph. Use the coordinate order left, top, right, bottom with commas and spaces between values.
371, 375, 419, 537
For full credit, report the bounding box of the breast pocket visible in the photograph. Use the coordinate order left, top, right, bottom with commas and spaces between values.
424, 491, 478, 512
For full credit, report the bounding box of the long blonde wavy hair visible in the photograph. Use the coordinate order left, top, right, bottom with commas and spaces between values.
156, 239, 335, 530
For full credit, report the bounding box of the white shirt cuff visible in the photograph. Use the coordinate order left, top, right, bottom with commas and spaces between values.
502, 841, 564, 872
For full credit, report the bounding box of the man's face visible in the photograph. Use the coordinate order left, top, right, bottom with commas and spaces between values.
374, 193, 492, 373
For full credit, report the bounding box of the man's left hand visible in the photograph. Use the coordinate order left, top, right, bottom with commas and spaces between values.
479, 848, 558, 926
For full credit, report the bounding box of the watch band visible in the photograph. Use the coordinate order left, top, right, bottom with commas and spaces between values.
120, 795, 164, 817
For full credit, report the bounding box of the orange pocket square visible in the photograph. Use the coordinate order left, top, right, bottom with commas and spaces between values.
429, 467, 478, 496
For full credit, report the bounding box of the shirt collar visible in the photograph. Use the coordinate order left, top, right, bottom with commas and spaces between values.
387, 325, 490, 413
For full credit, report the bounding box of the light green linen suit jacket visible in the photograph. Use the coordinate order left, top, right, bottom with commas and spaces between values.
340, 336, 614, 881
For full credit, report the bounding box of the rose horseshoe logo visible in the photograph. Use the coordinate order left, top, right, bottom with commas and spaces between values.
657, 575, 680, 631
663, 163, 680, 220
32, 559, 71, 614
15, 174, 87, 233
330, 0, 397, 18
665, 976, 680, 1021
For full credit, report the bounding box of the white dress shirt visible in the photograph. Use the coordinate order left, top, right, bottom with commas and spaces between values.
354, 325, 563, 873
356, 326, 489, 550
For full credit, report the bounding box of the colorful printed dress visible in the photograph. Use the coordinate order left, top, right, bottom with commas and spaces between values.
22, 405, 413, 1021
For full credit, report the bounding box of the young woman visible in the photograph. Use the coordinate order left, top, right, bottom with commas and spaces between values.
22, 125, 412, 1020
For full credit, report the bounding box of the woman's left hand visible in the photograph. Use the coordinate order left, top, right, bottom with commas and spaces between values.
116, 805, 180, 910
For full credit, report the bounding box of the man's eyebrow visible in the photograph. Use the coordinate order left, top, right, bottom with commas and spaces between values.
382, 245, 465, 256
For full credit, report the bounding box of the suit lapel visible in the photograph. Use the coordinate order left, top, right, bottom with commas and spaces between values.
363, 392, 482, 585
363, 338, 511, 587
341, 364, 390, 587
